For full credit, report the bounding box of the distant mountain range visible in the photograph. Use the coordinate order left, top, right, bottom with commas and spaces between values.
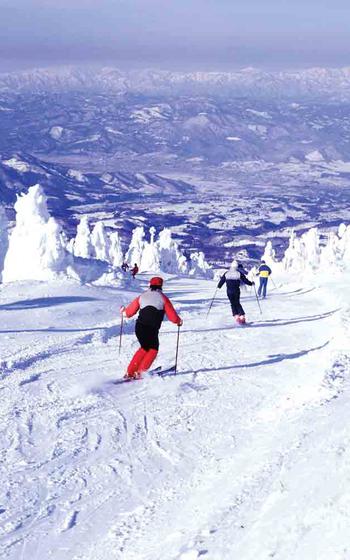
2, 66, 350, 99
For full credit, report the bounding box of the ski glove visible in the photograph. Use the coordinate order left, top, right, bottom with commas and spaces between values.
177, 318, 183, 326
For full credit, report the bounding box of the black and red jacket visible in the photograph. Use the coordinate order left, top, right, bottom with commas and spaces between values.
125, 288, 181, 330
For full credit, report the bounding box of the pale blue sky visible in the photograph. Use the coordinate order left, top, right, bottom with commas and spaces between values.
1, 0, 350, 71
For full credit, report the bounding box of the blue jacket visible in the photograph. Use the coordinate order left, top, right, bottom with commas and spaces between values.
258, 264, 272, 278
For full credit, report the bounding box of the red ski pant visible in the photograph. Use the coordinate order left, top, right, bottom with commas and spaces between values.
127, 322, 159, 375
127, 348, 158, 375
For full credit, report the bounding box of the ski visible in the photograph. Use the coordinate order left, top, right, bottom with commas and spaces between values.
110, 365, 176, 386
148, 365, 176, 377
109, 377, 141, 386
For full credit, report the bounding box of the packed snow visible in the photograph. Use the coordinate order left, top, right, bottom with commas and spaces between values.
0, 263, 349, 560
1, 186, 350, 560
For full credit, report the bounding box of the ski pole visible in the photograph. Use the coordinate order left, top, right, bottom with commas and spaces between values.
271, 277, 278, 290
174, 324, 181, 374
119, 313, 124, 354
253, 284, 263, 315
206, 287, 218, 318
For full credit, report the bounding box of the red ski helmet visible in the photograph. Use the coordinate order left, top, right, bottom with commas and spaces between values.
149, 276, 163, 287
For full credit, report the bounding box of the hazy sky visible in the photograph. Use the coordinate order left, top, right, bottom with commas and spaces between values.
1, 0, 350, 72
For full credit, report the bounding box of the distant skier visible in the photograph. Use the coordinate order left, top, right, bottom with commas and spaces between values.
120, 276, 183, 379
121, 261, 129, 272
131, 263, 139, 278
257, 260, 272, 299
217, 260, 254, 325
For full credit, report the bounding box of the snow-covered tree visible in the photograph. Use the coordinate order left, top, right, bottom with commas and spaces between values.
157, 228, 188, 274
0, 206, 9, 282
261, 240, 277, 267
73, 216, 94, 259
302, 228, 320, 270
189, 251, 213, 278
337, 223, 350, 267
271, 224, 350, 276
3, 184, 69, 282
319, 231, 340, 269
91, 222, 111, 262
125, 226, 145, 266
66, 237, 75, 254
282, 228, 321, 273
140, 226, 161, 272
109, 230, 123, 268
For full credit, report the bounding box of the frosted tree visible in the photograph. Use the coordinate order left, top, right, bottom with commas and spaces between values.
73, 216, 94, 259
343, 236, 350, 269
261, 240, 277, 267
91, 221, 111, 262
3, 184, 68, 282
282, 229, 318, 273
283, 230, 297, 271
280, 225, 350, 275
125, 226, 145, 266
66, 237, 75, 254
189, 251, 213, 278
140, 226, 160, 272
319, 232, 340, 269
157, 228, 188, 274
337, 224, 350, 262
0, 206, 9, 282
109, 230, 123, 268
302, 228, 320, 270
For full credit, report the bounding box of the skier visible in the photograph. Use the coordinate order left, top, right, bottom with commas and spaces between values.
237, 261, 248, 275
120, 276, 182, 379
257, 259, 272, 299
121, 261, 129, 272
131, 263, 139, 278
217, 260, 254, 324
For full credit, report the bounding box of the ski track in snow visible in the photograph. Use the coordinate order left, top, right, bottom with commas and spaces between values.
0, 276, 349, 560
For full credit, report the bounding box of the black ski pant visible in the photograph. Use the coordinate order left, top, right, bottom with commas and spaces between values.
135, 321, 160, 351
227, 289, 245, 316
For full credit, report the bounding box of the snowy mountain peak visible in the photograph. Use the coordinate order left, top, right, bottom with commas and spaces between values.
2, 65, 350, 98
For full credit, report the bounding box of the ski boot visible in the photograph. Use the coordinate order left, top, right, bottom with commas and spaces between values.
123, 371, 142, 380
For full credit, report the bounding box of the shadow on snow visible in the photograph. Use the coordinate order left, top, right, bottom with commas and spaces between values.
162, 340, 330, 377
0, 296, 99, 311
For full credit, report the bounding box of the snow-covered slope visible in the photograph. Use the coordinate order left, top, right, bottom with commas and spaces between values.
0, 271, 349, 559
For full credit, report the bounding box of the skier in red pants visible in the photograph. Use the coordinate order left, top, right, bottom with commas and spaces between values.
120, 276, 182, 379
